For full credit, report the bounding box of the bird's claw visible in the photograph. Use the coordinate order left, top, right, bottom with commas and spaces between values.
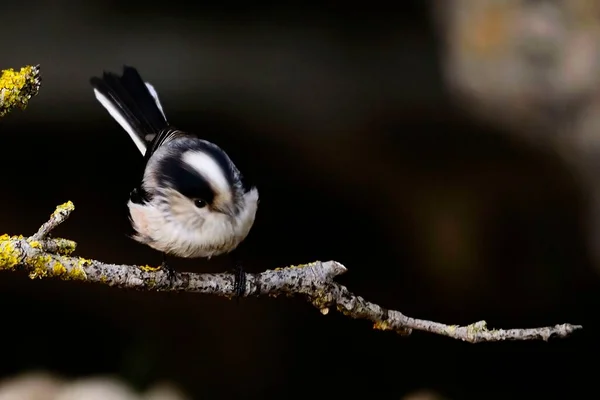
233, 264, 246, 302
161, 260, 177, 288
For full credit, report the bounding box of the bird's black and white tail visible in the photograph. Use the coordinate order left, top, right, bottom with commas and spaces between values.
90, 66, 168, 156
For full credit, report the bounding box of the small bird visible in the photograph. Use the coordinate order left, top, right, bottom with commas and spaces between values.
90, 66, 259, 295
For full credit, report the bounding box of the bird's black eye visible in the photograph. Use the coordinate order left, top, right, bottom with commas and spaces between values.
194, 199, 207, 208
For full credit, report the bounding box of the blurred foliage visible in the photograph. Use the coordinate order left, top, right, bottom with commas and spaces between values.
435, 0, 600, 142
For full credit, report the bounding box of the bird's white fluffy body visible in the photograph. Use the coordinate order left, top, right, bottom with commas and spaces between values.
127, 187, 259, 258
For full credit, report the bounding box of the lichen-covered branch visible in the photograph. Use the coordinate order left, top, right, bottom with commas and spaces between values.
0, 202, 582, 343
0, 65, 41, 118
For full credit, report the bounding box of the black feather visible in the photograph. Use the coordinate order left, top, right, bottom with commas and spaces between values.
91, 66, 177, 204
90, 65, 169, 140
129, 187, 151, 205
157, 155, 216, 205
142, 128, 187, 166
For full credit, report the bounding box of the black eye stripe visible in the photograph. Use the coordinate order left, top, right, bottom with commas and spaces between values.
156, 156, 215, 204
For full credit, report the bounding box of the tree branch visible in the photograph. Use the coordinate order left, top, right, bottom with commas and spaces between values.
0, 202, 582, 343
0, 65, 41, 118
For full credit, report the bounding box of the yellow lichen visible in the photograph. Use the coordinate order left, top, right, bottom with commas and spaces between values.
52, 263, 67, 276
373, 320, 411, 335
27, 254, 52, 279
51, 201, 74, 219
273, 262, 314, 272
0, 235, 20, 270
289, 263, 310, 270
373, 320, 392, 331
311, 292, 331, 310
335, 304, 353, 316
52, 238, 77, 255
0, 232, 88, 281
26, 237, 76, 255
139, 265, 161, 272
67, 258, 89, 280
467, 321, 488, 335
0, 65, 41, 118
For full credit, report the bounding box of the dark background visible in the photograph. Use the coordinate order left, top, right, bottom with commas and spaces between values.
0, 1, 593, 399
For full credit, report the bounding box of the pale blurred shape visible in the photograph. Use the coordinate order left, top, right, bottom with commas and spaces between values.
144, 382, 191, 400
434, 0, 600, 274
575, 94, 600, 151
54, 377, 137, 400
403, 388, 450, 400
0, 371, 63, 400
0, 372, 191, 400
434, 0, 600, 143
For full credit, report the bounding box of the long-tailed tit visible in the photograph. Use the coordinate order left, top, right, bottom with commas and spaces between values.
90, 66, 259, 294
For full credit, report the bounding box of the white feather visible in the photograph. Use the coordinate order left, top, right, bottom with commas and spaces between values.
182, 151, 231, 197
93, 88, 147, 156
145, 82, 167, 120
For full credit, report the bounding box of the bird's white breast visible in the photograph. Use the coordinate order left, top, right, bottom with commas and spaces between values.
127, 187, 258, 258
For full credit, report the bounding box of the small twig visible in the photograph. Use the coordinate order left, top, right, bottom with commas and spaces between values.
0, 202, 583, 343
30, 201, 74, 240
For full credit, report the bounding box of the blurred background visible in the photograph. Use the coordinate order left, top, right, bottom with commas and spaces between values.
0, 0, 594, 399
